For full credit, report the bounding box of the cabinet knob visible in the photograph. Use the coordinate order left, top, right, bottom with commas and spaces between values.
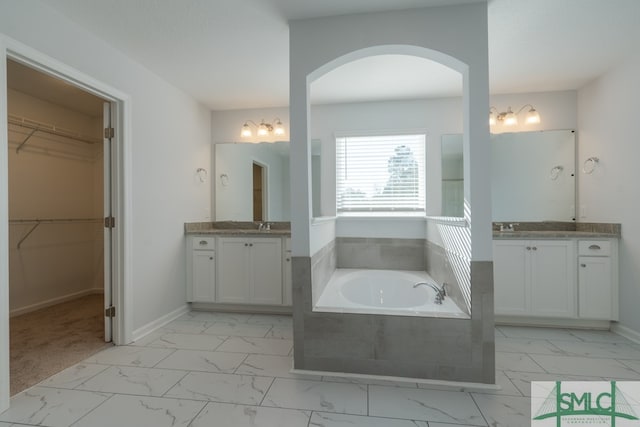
249, 243, 253, 247
199, 240, 208, 246
580, 263, 586, 267
209, 257, 213, 260
532, 247, 537, 251
286, 258, 290, 262
526, 246, 531, 250
244, 243, 248, 247
589, 244, 601, 250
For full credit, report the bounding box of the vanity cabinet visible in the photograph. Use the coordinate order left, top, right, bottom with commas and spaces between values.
186, 236, 216, 302
494, 239, 576, 318
217, 237, 283, 305
578, 240, 618, 320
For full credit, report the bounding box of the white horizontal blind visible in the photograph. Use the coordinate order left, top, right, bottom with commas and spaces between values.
336, 133, 426, 213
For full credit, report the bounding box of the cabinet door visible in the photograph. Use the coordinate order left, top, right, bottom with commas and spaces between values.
217, 238, 250, 303
283, 238, 292, 306
530, 240, 576, 318
493, 240, 529, 315
192, 251, 215, 302
250, 238, 283, 305
579, 256, 612, 319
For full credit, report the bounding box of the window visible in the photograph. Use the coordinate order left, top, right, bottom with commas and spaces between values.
336, 133, 426, 214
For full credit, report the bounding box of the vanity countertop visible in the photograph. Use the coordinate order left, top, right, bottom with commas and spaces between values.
493, 230, 620, 239
185, 221, 291, 236
492, 222, 621, 239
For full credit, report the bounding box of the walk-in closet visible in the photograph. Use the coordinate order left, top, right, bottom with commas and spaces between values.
6, 60, 110, 395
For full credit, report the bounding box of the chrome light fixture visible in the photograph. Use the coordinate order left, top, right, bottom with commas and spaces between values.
489, 104, 540, 127
240, 118, 285, 138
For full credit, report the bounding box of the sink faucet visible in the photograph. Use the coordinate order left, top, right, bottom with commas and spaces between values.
497, 223, 519, 232
413, 282, 447, 304
257, 222, 272, 231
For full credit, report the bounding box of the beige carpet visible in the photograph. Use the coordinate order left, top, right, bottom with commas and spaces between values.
10, 294, 112, 395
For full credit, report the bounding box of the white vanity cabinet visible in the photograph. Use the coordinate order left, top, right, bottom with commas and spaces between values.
578, 240, 619, 320
217, 236, 283, 305
494, 239, 576, 318
283, 237, 292, 306
186, 236, 216, 302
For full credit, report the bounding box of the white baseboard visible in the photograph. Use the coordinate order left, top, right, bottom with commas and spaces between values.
10, 288, 104, 317
611, 323, 640, 344
131, 304, 190, 343
495, 315, 611, 330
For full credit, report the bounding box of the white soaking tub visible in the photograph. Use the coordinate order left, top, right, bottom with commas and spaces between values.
313, 269, 469, 318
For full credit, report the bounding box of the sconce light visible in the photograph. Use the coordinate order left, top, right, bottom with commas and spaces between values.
240, 118, 285, 138
489, 105, 541, 127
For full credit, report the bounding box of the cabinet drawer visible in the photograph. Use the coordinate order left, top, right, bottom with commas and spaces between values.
192, 236, 215, 250
578, 240, 611, 256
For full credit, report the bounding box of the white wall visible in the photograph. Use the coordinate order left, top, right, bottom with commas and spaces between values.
577, 54, 640, 333
8, 89, 103, 313
0, 2, 211, 337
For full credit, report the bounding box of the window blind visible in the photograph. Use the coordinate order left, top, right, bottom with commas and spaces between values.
336, 133, 426, 213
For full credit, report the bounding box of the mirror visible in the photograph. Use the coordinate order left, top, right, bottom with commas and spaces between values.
441, 130, 576, 221
214, 140, 322, 221
215, 142, 290, 221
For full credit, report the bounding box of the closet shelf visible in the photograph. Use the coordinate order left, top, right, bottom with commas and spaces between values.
9, 114, 102, 154
9, 218, 104, 249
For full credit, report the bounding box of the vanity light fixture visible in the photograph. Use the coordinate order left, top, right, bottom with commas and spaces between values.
240, 118, 285, 138
489, 104, 541, 127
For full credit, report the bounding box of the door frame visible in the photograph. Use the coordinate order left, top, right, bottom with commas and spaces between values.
0, 35, 133, 411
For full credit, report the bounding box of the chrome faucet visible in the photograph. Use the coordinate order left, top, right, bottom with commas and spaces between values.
413, 282, 447, 304
496, 222, 519, 232
257, 222, 272, 231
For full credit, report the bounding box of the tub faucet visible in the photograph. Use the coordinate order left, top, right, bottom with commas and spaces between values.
413, 282, 446, 304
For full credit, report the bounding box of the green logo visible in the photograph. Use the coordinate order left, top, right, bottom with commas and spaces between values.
533, 381, 639, 426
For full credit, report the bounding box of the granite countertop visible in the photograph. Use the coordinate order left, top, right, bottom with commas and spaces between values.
185, 221, 291, 236
492, 222, 621, 239
493, 230, 620, 239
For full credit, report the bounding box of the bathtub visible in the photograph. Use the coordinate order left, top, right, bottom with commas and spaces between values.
313, 269, 469, 318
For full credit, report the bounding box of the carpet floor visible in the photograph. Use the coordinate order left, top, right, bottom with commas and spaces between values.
10, 294, 112, 396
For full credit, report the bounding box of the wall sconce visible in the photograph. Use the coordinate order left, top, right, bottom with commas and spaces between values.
489, 105, 541, 126
240, 118, 285, 138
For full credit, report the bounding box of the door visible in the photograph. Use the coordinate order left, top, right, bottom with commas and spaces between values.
192, 250, 216, 302
530, 240, 576, 317
250, 238, 282, 305
103, 102, 114, 342
579, 256, 612, 319
217, 237, 251, 303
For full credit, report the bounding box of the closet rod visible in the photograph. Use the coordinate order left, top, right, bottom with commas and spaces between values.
8, 114, 102, 149
10, 218, 104, 250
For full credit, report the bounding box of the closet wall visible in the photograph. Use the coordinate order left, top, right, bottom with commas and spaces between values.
7, 88, 104, 315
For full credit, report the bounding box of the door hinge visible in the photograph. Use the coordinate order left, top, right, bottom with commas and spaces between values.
104, 216, 115, 228
104, 127, 115, 139
105, 306, 115, 317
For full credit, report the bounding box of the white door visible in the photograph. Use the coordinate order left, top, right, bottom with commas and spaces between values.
192, 250, 216, 302
578, 256, 612, 319
530, 240, 576, 318
250, 238, 282, 305
217, 238, 250, 303
103, 102, 114, 342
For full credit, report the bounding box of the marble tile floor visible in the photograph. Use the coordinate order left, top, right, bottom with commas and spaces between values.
3, 312, 640, 426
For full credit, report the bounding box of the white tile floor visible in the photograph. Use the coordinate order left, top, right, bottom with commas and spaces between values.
3, 312, 640, 426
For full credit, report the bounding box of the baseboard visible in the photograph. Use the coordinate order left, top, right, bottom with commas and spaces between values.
495, 315, 611, 330
10, 288, 104, 317
611, 323, 640, 344
131, 304, 190, 343
190, 302, 292, 315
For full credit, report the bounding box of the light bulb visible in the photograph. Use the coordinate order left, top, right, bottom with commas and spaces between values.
273, 120, 285, 136
240, 123, 252, 138
257, 120, 269, 136
526, 107, 541, 124
489, 111, 496, 126
503, 107, 518, 126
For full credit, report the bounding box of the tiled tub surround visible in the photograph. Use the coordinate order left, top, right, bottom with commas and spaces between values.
294, 237, 495, 383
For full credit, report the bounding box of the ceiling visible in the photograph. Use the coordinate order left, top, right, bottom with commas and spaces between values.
24, 0, 640, 111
